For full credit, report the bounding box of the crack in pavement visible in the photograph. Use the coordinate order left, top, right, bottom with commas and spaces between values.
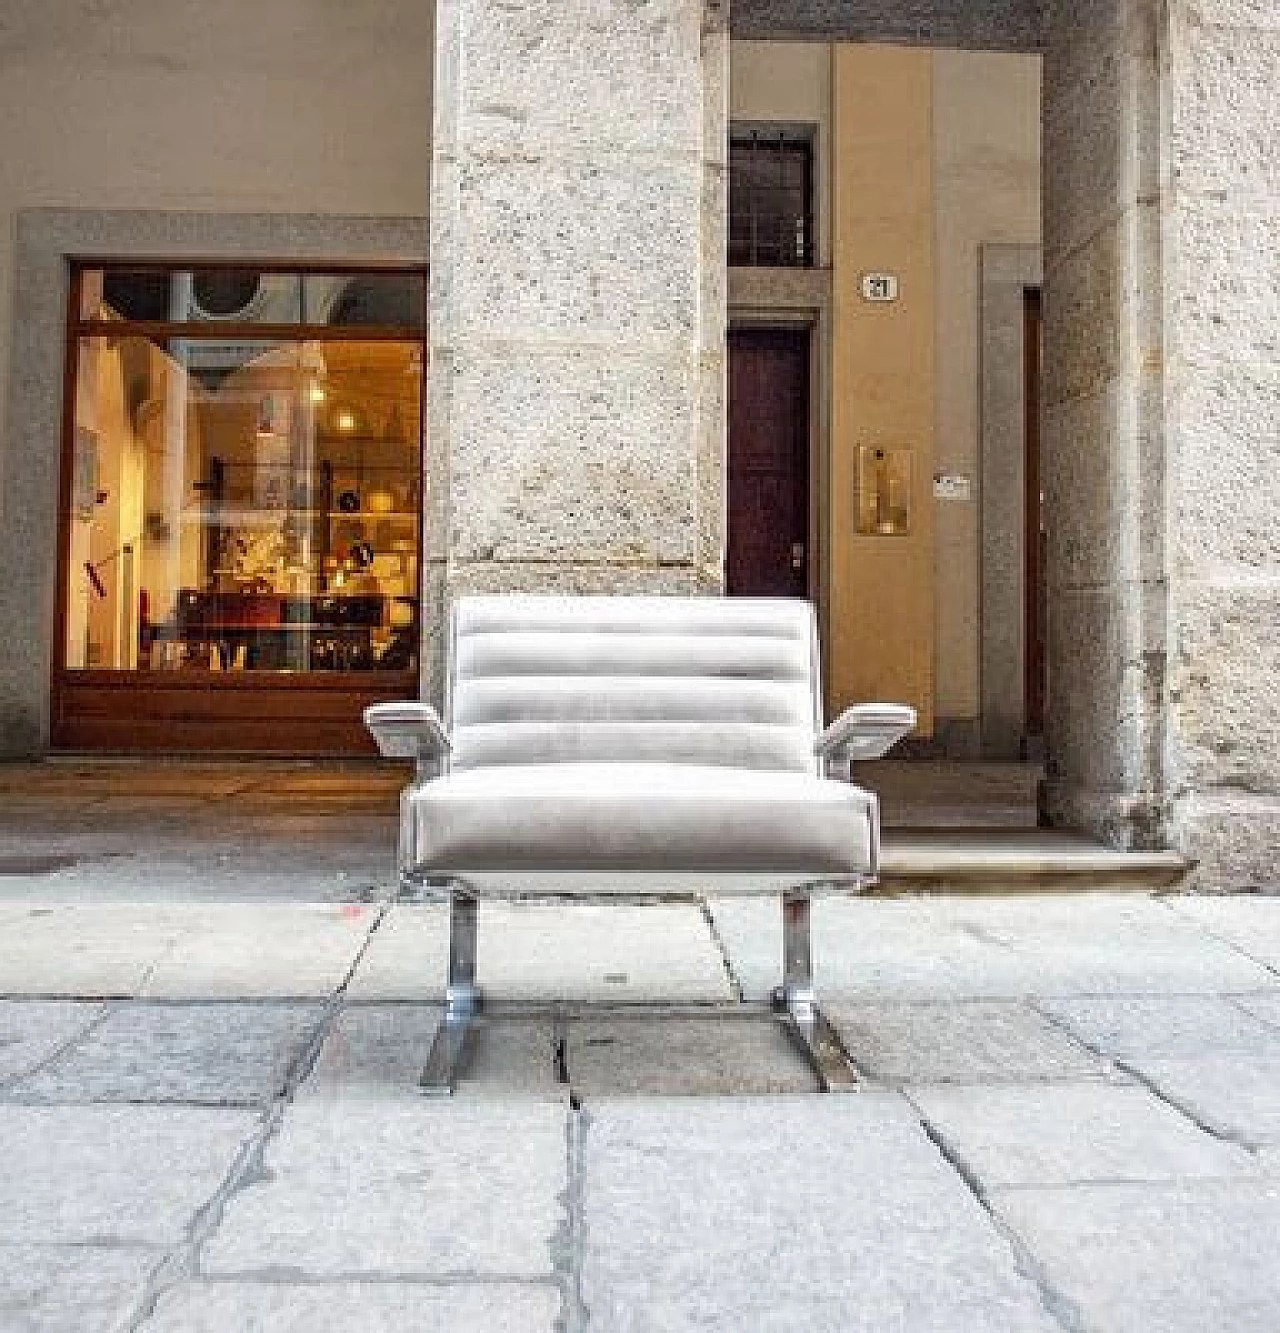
698, 897, 744, 1002
910, 1103, 1090, 1333
1027, 999, 1266, 1155
120, 903, 392, 1330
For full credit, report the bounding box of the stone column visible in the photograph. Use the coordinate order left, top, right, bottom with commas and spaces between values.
1039, 0, 1170, 849
1043, 0, 1280, 887
1163, 0, 1280, 885
424, 0, 728, 695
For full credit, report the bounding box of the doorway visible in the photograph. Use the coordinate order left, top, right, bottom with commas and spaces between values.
726, 327, 811, 598
1023, 286, 1046, 748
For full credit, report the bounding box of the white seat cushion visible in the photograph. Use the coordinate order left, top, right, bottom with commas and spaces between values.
407, 762, 877, 879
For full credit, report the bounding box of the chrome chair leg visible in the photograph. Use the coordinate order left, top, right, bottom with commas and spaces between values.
774, 890, 859, 1092
421, 890, 482, 1095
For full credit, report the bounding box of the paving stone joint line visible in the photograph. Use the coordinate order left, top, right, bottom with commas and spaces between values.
552, 1108, 591, 1333
1224, 993, 1280, 1037
0, 1000, 108, 1090
119, 904, 392, 1330
196, 1267, 563, 1289
698, 896, 745, 1002
1025, 999, 1265, 1156
1161, 897, 1280, 985
910, 1107, 1089, 1333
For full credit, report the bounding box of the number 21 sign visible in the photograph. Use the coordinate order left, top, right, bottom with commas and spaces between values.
861, 273, 900, 303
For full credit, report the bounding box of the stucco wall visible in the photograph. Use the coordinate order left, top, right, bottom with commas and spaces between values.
932, 50, 1041, 727
0, 0, 435, 476
830, 44, 937, 732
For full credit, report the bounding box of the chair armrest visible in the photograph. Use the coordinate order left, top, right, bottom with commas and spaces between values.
364, 702, 451, 768
817, 703, 916, 778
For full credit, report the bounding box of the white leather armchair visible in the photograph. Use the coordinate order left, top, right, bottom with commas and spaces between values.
366, 594, 914, 1093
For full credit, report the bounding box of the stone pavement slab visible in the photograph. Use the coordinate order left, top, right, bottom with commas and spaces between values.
581, 1096, 1063, 1333
0, 1000, 103, 1083
0, 1243, 158, 1333
1132, 1055, 1280, 1148
828, 998, 1106, 1085
0, 904, 379, 999
455, 1018, 565, 1099
1035, 992, 1280, 1061
709, 893, 1277, 1003
5, 852, 395, 904
301, 1005, 565, 1102
1166, 895, 1280, 972
142, 905, 380, 999
0, 905, 188, 996
0, 1104, 253, 1245
1233, 989, 1280, 1029
143, 1280, 561, 1332
11, 1002, 323, 1107
567, 1014, 816, 1097
910, 1083, 1257, 1188
202, 1101, 567, 1279
992, 1180, 1280, 1333
351, 901, 732, 1005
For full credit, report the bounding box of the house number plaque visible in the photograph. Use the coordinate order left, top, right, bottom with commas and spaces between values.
861, 273, 899, 303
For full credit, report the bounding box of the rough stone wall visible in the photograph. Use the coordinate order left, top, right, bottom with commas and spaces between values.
1042, 0, 1280, 886
731, 0, 1044, 51
1164, 0, 1280, 885
1039, 0, 1171, 850
426, 0, 728, 698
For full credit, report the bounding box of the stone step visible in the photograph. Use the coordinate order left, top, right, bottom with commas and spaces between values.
878, 829, 1191, 895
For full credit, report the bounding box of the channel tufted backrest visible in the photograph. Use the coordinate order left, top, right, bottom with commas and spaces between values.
446, 595, 823, 774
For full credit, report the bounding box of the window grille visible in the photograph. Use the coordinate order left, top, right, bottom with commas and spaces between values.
729, 129, 815, 268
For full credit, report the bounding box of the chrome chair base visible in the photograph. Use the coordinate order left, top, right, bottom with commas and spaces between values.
772, 891, 860, 1092
421, 887, 859, 1095
420, 893, 482, 1095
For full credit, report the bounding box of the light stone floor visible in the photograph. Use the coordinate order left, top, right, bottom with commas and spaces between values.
1, 761, 1279, 1331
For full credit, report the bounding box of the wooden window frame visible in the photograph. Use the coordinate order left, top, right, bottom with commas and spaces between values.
51, 261, 429, 755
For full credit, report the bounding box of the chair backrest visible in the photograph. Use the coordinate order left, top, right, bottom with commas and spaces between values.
446, 594, 823, 773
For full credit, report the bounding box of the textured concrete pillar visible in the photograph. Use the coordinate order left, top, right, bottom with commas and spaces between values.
425, 0, 728, 695
1043, 0, 1280, 887
1039, 0, 1171, 849
1163, 0, 1280, 885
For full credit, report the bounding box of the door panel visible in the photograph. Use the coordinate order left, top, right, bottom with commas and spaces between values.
727, 329, 810, 598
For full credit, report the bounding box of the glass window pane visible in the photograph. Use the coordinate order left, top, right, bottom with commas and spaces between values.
79, 269, 426, 332
304, 272, 426, 331
65, 334, 422, 675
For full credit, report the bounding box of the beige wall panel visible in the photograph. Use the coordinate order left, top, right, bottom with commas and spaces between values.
0, 0, 435, 476
932, 50, 1041, 723
830, 45, 935, 732
730, 40, 833, 266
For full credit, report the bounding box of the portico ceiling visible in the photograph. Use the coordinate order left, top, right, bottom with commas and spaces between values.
730, 0, 1045, 53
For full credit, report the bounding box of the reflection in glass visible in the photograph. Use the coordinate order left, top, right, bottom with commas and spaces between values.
66, 335, 422, 674
855, 445, 913, 536
79, 269, 426, 331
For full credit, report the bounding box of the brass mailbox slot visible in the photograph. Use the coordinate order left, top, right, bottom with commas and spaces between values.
856, 445, 912, 536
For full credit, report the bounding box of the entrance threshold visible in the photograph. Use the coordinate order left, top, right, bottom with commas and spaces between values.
877, 829, 1190, 896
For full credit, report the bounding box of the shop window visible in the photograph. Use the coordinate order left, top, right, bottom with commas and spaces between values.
62, 267, 425, 683
729, 128, 815, 268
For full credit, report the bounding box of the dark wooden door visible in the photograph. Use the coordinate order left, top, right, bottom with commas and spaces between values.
727, 328, 810, 597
